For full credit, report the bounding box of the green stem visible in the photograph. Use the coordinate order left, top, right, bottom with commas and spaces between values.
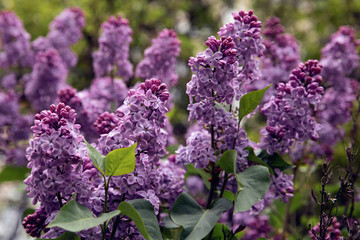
56, 192, 63, 208
219, 174, 229, 198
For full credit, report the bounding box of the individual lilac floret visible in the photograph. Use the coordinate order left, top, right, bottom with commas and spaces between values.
32, 8, 85, 68
93, 15, 133, 81
218, 10, 265, 86
176, 130, 216, 168
94, 112, 119, 134
260, 60, 324, 154
136, 29, 181, 88
25, 49, 68, 111
24, 103, 93, 237
320, 26, 360, 90
0, 11, 32, 68
251, 17, 300, 97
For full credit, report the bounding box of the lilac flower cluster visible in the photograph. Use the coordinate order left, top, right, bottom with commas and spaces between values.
25, 49, 68, 111
93, 15, 133, 81
90, 79, 183, 238
320, 26, 360, 90
94, 111, 119, 134
218, 10, 264, 87
23, 103, 93, 238
309, 217, 342, 240
0, 11, 32, 68
309, 26, 360, 158
136, 29, 181, 87
32, 8, 85, 68
250, 17, 300, 97
0, 90, 32, 165
260, 60, 324, 154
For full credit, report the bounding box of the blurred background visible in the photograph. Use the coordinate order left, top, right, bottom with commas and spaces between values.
0, 0, 359, 239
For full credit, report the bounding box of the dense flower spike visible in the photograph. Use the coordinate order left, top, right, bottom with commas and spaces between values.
93, 78, 183, 237
22, 207, 48, 238
218, 10, 264, 85
93, 15, 133, 81
94, 111, 119, 134
136, 29, 181, 87
0, 11, 32, 68
260, 60, 324, 154
320, 26, 360, 90
251, 17, 300, 97
32, 8, 85, 68
25, 49, 68, 111
24, 103, 93, 238
270, 169, 294, 202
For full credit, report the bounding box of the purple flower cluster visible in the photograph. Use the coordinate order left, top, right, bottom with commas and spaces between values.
270, 169, 294, 202
320, 26, 360, 90
251, 17, 300, 97
260, 60, 324, 154
136, 29, 181, 88
32, 8, 85, 68
218, 10, 264, 86
23, 103, 93, 238
94, 111, 119, 134
0, 90, 32, 165
24, 49, 68, 111
90, 78, 183, 238
0, 11, 32, 68
309, 217, 342, 240
93, 15, 133, 81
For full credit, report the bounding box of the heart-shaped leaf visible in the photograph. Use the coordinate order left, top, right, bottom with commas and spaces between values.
171, 193, 232, 240
117, 199, 162, 240
105, 143, 137, 177
83, 138, 105, 175
257, 150, 294, 171
239, 85, 271, 121
47, 199, 120, 232
234, 165, 270, 213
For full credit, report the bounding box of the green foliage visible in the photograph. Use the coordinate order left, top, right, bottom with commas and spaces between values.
47, 198, 120, 232
204, 223, 236, 240
218, 150, 237, 175
185, 164, 211, 189
234, 165, 271, 213
257, 150, 294, 171
84, 138, 137, 177
105, 143, 137, 177
170, 193, 232, 240
0, 165, 30, 183
117, 199, 162, 240
238, 85, 271, 121
245, 147, 274, 175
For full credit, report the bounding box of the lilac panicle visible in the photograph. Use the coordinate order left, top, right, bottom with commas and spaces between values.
24, 103, 93, 237
32, 7, 85, 68
25, 48, 68, 111
251, 17, 300, 98
22, 207, 48, 238
218, 10, 264, 86
92, 78, 183, 237
93, 15, 133, 81
0, 10, 32, 68
320, 26, 360, 90
94, 111, 119, 134
136, 29, 181, 87
260, 60, 324, 155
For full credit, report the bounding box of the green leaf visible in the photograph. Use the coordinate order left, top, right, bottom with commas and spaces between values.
222, 190, 235, 202
218, 150, 237, 174
117, 199, 162, 240
239, 85, 271, 121
105, 143, 137, 177
83, 138, 105, 175
257, 150, 294, 171
245, 147, 274, 175
234, 165, 270, 213
47, 199, 120, 232
170, 193, 232, 240
37, 232, 80, 240
0, 165, 30, 183
185, 164, 211, 189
